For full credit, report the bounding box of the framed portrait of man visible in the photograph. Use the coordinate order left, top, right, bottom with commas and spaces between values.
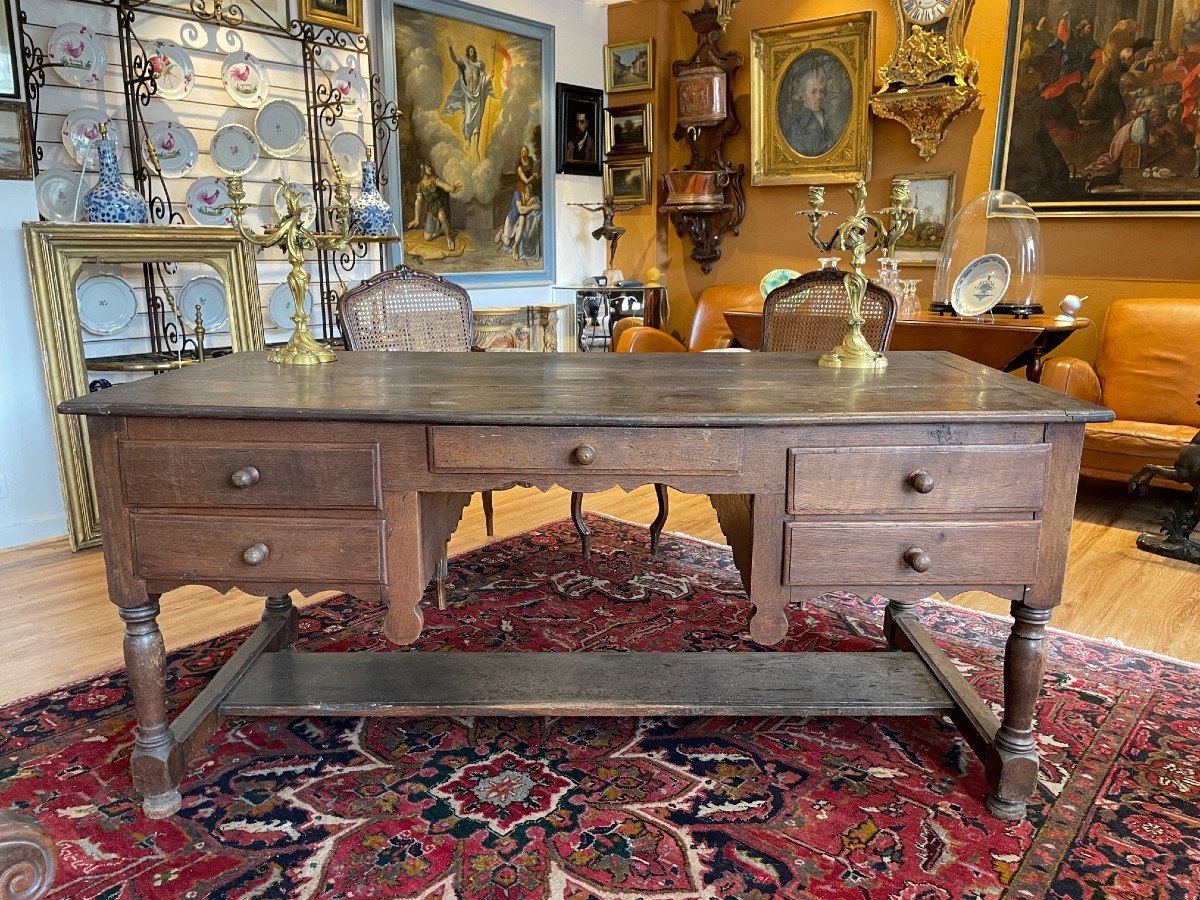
993, 0, 1200, 215
386, 0, 555, 288
556, 83, 602, 177
750, 12, 875, 186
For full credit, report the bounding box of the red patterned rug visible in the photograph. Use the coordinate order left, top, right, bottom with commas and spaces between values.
3, 515, 1198, 899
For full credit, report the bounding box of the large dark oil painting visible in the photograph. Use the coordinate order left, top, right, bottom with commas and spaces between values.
994, 0, 1200, 214
392, 0, 553, 283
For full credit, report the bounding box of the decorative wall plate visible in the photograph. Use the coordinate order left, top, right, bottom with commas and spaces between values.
178, 275, 229, 331
330, 64, 369, 116
255, 100, 308, 158
48, 23, 108, 88
759, 268, 801, 299
76, 274, 137, 335
209, 123, 260, 176
61, 108, 119, 166
185, 176, 233, 226
221, 52, 270, 108
144, 120, 198, 177
146, 40, 194, 100
35, 168, 94, 222
328, 131, 367, 182
950, 254, 1011, 317
274, 180, 316, 228
268, 281, 315, 330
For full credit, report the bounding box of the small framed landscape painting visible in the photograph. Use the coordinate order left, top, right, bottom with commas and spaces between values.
0, 101, 31, 179
894, 171, 957, 266
605, 102, 652, 156
298, 0, 363, 34
605, 39, 653, 94
603, 156, 651, 205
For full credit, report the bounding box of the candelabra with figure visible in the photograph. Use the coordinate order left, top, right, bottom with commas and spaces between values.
222, 166, 356, 365
797, 178, 916, 369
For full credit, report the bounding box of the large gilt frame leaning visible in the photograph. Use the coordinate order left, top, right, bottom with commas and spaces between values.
22, 224, 264, 549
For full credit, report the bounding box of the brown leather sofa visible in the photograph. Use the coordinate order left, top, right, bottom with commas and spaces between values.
1040, 297, 1200, 489
614, 284, 760, 352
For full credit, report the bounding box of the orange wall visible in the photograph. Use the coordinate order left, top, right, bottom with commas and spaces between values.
606, 0, 1200, 360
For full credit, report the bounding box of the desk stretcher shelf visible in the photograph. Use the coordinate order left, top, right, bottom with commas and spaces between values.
220, 651, 957, 719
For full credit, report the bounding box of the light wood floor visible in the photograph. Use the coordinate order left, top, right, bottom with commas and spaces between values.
1, 483, 1197, 706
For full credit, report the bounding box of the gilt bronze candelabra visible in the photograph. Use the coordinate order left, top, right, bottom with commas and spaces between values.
798, 178, 916, 369
223, 169, 354, 365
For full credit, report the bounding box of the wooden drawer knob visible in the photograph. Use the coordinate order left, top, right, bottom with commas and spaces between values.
573, 444, 597, 466
907, 470, 935, 494
903, 547, 931, 573
230, 466, 260, 489
242, 542, 270, 566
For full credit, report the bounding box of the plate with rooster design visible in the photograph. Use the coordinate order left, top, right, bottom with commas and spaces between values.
144, 120, 198, 178
185, 176, 234, 227
48, 23, 108, 88
221, 52, 270, 108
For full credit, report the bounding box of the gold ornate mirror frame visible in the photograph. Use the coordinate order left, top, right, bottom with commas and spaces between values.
22, 224, 264, 549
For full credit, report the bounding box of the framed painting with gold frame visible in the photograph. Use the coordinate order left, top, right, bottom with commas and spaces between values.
298, 0, 363, 34
22, 224, 264, 549
750, 12, 875, 186
893, 171, 957, 266
605, 39, 653, 94
605, 102, 653, 157
603, 156, 651, 206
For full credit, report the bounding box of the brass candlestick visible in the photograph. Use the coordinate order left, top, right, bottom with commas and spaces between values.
223, 167, 354, 365
797, 178, 916, 369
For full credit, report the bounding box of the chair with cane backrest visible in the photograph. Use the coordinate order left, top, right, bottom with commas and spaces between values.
338, 264, 590, 607
760, 267, 898, 353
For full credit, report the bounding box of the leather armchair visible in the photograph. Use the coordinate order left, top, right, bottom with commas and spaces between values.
1041, 297, 1200, 489
615, 284, 760, 352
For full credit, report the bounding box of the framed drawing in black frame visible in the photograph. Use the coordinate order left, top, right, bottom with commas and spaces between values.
556, 83, 602, 176
0, 0, 19, 98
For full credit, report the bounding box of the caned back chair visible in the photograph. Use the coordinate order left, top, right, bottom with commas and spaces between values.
760, 268, 898, 353
338, 266, 591, 604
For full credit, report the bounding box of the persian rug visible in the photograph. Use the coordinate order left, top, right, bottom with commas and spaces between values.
2, 515, 1198, 900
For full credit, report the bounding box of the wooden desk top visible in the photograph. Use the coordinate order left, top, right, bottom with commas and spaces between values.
60, 351, 1111, 427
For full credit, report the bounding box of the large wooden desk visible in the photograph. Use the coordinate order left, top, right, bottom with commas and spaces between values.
60, 351, 1111, 822
724, 307, 1091, 380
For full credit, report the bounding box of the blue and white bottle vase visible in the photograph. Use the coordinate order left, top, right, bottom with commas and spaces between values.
349, 150, 394, 237
83, 123, 149, 225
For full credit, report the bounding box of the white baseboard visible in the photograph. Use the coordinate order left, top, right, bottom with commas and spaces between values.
0, 515, 68, 551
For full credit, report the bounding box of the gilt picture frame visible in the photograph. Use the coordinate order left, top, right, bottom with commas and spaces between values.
0, 100, 31, 178
298, 0, 363, 34
22, 224, 263, 549
605, 39, 653, 94
750, 12, 875, 186
603, 156, 651, 205
893, 171, 957, 266
605, 102, 652, 157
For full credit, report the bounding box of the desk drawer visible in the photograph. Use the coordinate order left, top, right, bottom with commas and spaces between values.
428, 426, 742, 475
788, 445, 1049, 515
121, 442, 381, 509
784, 521, 1040, 586
132, 514, 386, 584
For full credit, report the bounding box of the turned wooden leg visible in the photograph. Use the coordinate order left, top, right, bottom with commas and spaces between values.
571, 491, 591, 559
119, 599, 182, 819
0, 810, 56, 900
436, 549, 449, 611
986, 601, 1053, 821
262, 595, 299, 652
482, 491, 495, 537
649, 484, 669, 554
883, 596, 918, 650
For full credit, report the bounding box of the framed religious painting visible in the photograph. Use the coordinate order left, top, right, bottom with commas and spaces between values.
993, 0, 1200, 215
605, 39, 654, 94
556, 83, 602, 177
605, 102, 652, 156
603, 156, 651, 206
749, 13, 875, 186
386, 0, 555, 287
893, 171, 957, 265
298, 0, 363, 33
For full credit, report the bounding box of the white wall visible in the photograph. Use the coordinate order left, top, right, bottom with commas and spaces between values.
0, 0, 609, 549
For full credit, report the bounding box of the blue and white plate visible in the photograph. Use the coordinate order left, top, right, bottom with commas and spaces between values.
76, 274, 137, 335
759, 268, 801, 299
178, 275, 229, 331
950, 254, 1011, 317
268, 282, 315, 330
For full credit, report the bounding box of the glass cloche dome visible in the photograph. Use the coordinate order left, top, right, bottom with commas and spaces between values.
932, 190, 1043, 317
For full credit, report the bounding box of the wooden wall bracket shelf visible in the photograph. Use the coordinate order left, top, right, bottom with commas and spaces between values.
662, 1, 745, 274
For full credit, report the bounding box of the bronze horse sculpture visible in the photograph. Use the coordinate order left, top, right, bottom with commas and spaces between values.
1128, 394, 1200, 564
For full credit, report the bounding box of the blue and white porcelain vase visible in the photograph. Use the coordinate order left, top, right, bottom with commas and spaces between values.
83, 124, 148, 225
349, 153, 393, 237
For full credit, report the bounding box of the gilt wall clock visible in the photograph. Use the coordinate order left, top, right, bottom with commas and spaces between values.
869, 0, 980, 159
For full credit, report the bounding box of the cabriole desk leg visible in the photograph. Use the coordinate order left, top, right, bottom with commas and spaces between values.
986, 600, 1053, 820
119, 598, 182, 819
